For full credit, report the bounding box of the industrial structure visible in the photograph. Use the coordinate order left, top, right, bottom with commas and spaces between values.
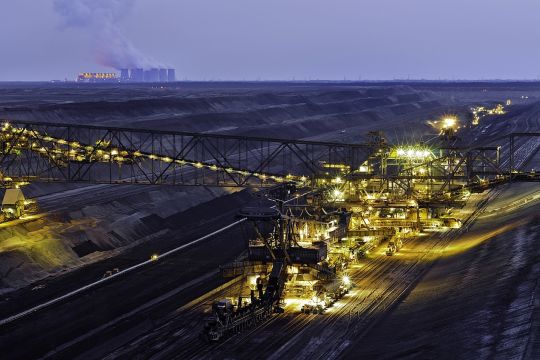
77, 68, 176, 83
119, 68, 176, 83
0, 108, 538, 342
471, 103, 506, 125
1, 188, 26, 219
77, 72, 118, 83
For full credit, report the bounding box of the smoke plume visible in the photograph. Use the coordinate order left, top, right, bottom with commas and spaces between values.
54, 0, 162, 69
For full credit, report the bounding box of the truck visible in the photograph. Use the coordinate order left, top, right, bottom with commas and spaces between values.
301, 301, 325, 314
350, 237, 378, 259
301, 277, 351, 314
386, 243, 396, 256
388, 238, 402, 252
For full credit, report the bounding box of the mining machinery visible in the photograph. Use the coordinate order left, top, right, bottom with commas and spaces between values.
201, 199, 290, 342
203, 193, 353, 341
201, 260, 287, 342
1, 118, 540, 342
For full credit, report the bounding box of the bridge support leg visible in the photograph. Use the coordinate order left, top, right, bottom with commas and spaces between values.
510, 135, 514, 183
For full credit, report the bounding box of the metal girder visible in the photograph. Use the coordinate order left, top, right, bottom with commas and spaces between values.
0, 120, 373, 188
1, 119, 538, 191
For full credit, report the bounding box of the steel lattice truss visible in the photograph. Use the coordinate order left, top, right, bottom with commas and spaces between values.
0, 120, 374, 187
0, 120, 539, 189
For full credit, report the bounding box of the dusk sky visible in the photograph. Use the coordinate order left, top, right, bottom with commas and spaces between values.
1, 0, 540, 81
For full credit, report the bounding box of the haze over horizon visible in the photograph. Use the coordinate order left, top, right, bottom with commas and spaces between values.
1, 0, 540, 81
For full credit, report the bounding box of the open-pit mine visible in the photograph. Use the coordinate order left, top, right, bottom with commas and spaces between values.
0, 81, 540, 359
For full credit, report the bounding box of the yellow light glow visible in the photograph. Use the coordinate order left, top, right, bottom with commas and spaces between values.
394, 146, 432, 160
248, 275, 258, 288
442, 117, 457, 129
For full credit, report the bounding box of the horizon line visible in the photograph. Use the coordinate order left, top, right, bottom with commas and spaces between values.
4, 78, 540, 84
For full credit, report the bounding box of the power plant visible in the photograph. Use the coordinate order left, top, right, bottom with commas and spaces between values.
77, 68, 176, 83
77, 72, 118, 83
122, 68, 176, 83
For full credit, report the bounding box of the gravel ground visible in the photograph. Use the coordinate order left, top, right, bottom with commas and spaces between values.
345, 184, 540, 359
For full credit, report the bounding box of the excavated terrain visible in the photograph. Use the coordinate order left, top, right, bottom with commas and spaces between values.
1, 81, 540, 359
346, 183, 540, 360
0, 82, 463, 294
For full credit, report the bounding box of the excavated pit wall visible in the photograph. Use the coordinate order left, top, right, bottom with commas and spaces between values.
0, 83, 508, 294
345, 183, 540, 359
